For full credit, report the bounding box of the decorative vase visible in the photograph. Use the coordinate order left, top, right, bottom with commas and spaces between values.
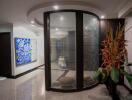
105, 76, 120, 100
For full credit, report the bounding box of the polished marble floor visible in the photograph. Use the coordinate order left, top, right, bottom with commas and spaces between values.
0, 68, 112, 100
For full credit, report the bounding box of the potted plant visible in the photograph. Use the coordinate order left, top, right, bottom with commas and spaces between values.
95, 25, 132, 100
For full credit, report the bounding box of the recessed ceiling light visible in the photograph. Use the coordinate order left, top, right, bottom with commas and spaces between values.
55, 28, 59, 31
60, 16, 64, 21
30, 20, 35, 24
53, 5, 59, 10
101, 15, 105, 19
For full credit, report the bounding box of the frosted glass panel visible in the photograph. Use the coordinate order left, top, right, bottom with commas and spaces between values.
83, 14, 99, 88
50, 12, 76, 89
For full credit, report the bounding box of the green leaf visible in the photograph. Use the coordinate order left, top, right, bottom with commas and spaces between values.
126, 74, 132, 85
110, 67, 119, 83
94, 68, 102, 79
96, 68, 109, 83
120, 69, 132, 85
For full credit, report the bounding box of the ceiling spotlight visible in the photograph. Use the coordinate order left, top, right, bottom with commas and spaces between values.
60, 16, 64, 21
101, 15, 105, 19
53, 5, 59, 10
55, 28, 59, 31
30, 20, 35, 24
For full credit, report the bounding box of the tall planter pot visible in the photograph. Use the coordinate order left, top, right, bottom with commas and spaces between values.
105, 77, 120, 100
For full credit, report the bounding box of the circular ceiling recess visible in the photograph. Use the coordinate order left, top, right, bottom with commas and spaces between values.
27, 1, 105, 27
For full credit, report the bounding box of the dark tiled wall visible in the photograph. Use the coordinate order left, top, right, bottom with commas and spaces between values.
100, 19, 125, 67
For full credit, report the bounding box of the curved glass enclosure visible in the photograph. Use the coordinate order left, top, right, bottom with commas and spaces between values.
44, 10, 100, 92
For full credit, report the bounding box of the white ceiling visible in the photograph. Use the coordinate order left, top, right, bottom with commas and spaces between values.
0, 0, 131, 33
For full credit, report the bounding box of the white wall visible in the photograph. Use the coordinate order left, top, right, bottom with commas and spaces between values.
0, 23, 13, 33
12, 26, 44, 76
125, 17, 132, 90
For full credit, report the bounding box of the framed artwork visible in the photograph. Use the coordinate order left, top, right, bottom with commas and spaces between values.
15, 38, 37, 66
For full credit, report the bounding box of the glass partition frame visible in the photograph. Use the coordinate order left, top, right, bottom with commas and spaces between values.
44, 10, 100, 92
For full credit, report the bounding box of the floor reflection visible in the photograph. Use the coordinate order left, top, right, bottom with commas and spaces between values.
0, 68, 45, 100
0, 68, 112, 100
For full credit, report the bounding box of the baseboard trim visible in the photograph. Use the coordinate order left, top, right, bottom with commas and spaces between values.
8, 64, 44, 79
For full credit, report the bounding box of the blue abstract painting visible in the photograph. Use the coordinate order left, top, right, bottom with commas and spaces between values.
15, 38, 32, 65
